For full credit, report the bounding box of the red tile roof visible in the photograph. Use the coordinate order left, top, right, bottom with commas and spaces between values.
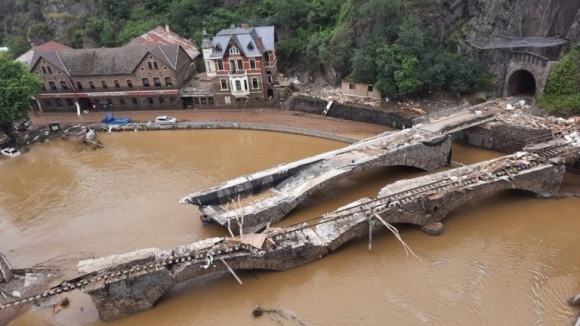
128, 26, 199, 60
33, 41, 70, 51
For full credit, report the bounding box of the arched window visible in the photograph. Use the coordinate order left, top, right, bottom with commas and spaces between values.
60, 81, 69, 90
142, 78, 150, 87
164, 77, 173, 86
153, 77, 161, 87
48, 81, 57, 90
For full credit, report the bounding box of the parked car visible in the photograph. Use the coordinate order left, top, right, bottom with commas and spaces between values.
1, 147, 21, 157
155, 116, 177, 124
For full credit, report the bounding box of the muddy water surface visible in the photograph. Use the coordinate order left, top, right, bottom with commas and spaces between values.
1, 131, 579, 325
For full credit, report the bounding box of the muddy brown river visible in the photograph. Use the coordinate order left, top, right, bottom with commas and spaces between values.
1, 130, 579, 325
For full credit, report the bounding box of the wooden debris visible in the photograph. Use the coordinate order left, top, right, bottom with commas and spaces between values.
53, 297, 69, 314
218, 258, 242, 285
372, 213, 420, 260
228, 234, 267, 249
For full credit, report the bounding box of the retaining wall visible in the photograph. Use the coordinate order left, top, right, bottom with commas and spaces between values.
286, 95, 415, 129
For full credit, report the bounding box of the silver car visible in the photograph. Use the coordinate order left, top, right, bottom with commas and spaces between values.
155, 116, 178, 124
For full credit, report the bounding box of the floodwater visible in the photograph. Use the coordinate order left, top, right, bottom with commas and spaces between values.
1, 130, 579, 326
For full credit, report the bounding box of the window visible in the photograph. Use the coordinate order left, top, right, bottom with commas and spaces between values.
147, 97, 154, 105
225, 96, 231, 105
368, 85, 374, 92
201, 98, 207, 105
46, 66, 53, 74
230, 47, 239, 54
142, 78, 150, 87
349, 83, 355, 90
60, 81, 69, 90
41, 84, 46, 91
208, 97, 214, 105
114, 80, 120, 88
102, 81, 108, 89
230, 60, 235, 72
264, 52, 270, 63
147, 62, 153, 69
250, 60, 256, 69
215, 44, 222, 52
247, 42, 254, 50
49, 81, 57, 91
131, 97, 138, 105
119, 98, 126, 106
66, 98, 74, 108
89, 81, 95, 89
237, 59, 243, 70
159, 97, 165, 105
217, 60, 224, 70
153, 77, 161, 87
220, 79, 227, 90
127, 80, 133, 88
165, 77, 173, 86
76, 81, 83, 90
267, 73, 273, 82
170, 97, 176, 106
41, 67, 47, 74
252, 78, 259, 89
235, 80, 241, 91
44, 99, 52, 108
153, 62, 159, 70
55, 99, 63, 107
244, 80, 248, 90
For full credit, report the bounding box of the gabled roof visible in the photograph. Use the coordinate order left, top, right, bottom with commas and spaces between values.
128, 26, 199, 60
33, 41, 70, 51
27, 44, 187, 76
210, 25, 275, 59
16, 41, 70, 67
29, 50, 68, 73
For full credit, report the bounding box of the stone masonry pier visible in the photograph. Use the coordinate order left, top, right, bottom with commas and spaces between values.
2, 138, 575, 322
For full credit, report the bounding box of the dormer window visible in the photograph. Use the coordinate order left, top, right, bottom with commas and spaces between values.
214, 44, 222, 52
247, 42, 254, 50
230, 47, 239, 54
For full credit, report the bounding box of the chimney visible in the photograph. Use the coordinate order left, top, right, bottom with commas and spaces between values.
165, 24, 170, 33
241, 23, 249, 29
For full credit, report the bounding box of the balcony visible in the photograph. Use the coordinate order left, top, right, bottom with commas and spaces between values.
228, 69, 246, 76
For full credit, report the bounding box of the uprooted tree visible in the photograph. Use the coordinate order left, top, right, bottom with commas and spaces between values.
0, 54, 42, 139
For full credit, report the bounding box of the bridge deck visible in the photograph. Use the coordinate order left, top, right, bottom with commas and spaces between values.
182, 100, 507, 233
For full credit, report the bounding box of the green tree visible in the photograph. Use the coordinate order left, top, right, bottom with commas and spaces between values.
3, 35, 30, 58
0, 55, 42, 138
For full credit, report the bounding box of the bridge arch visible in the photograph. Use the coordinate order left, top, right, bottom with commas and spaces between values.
507, 70, 536, 96
430, 178, 557, 224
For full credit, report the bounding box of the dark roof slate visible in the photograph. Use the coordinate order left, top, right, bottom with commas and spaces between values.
28, 44, 186, 76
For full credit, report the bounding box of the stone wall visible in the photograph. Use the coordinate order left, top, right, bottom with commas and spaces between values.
454, 122, 553, 153
286, 95, 414, 129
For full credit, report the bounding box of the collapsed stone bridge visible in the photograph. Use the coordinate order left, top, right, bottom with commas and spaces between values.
2, 135, 576, 322
181, 104, 500, 234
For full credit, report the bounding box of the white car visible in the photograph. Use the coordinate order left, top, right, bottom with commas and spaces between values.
1, 147, 21, 157
155, 116, 177, 124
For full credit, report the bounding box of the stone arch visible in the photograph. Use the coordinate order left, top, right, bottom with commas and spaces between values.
507, 69, 537, 96
430, 182, 551, 224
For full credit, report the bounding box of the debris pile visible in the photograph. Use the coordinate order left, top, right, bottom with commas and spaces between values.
496, 100, 580, 134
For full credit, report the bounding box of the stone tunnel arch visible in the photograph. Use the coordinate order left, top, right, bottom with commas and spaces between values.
507, 70, 537, 96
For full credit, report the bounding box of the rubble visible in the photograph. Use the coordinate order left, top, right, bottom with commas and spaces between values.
495, 99, 580, 134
